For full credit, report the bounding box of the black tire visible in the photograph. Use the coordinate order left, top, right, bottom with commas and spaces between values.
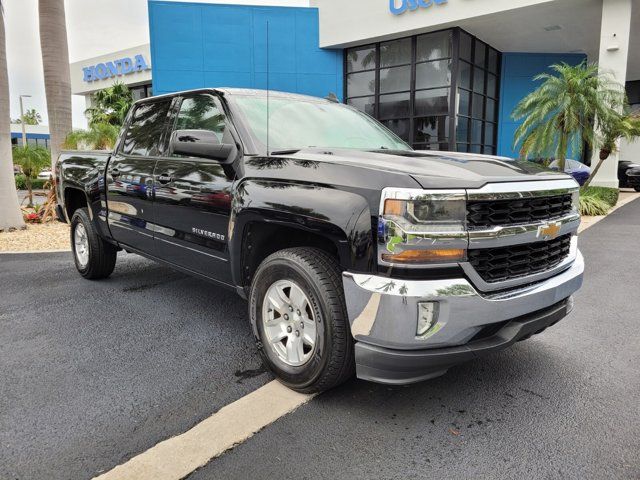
634, 186, 640, 192
249, 248, 355, 393
70, 207, 117, 279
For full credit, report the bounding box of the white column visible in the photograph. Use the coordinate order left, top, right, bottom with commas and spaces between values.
590, 0, 632, 188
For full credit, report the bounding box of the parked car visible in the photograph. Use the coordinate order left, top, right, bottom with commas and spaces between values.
619, 160, 640, 191
549, 159, 591, 186
38, 169, 52, 180
55, 88, 584, 393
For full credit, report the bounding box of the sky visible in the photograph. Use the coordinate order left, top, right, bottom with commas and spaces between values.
5, 0, 308, 130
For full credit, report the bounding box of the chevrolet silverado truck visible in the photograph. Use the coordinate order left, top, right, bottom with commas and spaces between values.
56, 88, 584, 393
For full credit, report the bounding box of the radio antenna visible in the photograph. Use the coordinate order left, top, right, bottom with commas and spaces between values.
266, 20, 270, 157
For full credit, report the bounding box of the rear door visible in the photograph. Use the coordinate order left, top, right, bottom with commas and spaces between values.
106, 98, 173, 254
152, 93, 235, 284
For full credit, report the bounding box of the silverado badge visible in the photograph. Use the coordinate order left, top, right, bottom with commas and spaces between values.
537, 222, 562, 240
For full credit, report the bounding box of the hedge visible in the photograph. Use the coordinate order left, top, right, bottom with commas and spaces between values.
15, 174, 48, 190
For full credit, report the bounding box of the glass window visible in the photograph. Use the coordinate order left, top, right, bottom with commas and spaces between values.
380, 38, 412, 67
457, 143, 469, 152
456, 117, 469, 143
484, 122, 495, 145
380, 65, 411, 93
121, 100, 171, 156
485, 98, 496, 122
175, 95, 228, 143
472, 94, 484, 119
347, 45, 376, 72
458, 89, 470, 116
414, 116, 448, 143
473, 68, 485, 94
379, 92, 410, 119
488, 48, 499, 74
414, 88, 449, 116
487, 73, 498, 98
474, 42, 486, 67
233, 95, 410, 151
381, 118, 410, 142
348, 96, 375, 116
471, 120, 483, 144
347, 71, 375, 97
483, 145, 496, 155
416, 31, 451, 62
415, 142, 450, 151
458, 61, 471, 90
459, 32, 472, 61
470, 144, 482, 154
415, 60, 451, 89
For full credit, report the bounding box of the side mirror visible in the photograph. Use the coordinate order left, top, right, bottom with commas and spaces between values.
170, 129, 236, 163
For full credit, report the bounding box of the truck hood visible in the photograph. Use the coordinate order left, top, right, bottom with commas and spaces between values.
281, 148, 570, 189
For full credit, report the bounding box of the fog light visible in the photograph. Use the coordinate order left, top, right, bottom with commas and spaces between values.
417, 302, 439, 337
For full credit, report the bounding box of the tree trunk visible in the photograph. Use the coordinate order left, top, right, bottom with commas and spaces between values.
583, 150, 610, 188
0, 4, 26, 231
557, 127, 568, 173
38, 0, 72, 172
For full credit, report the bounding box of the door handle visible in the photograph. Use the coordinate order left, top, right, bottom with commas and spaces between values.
157, 173, 173, 184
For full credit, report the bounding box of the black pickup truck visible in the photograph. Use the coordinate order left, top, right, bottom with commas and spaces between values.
56, 88, 584, 393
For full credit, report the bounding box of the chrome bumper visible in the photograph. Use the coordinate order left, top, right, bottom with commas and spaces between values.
342, 250, 584, 351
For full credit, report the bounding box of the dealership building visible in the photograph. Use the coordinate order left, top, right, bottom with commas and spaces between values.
71, 0, 639, 187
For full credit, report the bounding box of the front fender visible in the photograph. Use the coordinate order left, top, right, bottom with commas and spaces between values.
229, 179, 375, 287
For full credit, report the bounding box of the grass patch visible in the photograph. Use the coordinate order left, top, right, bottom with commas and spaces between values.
580, 186, 619, 207
579, 195, 610, 216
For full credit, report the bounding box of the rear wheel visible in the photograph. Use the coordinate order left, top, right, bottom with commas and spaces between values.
71, 208, 117, 279
249, 248, 354, 393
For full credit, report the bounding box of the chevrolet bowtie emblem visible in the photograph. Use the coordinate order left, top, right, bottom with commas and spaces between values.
537, 222, 562, 240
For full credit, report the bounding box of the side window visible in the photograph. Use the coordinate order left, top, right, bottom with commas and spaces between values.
174, 95, 229, 145
121, 100, 171, 156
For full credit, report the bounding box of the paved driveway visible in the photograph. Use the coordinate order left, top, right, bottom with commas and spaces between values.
1, 199, 639, 480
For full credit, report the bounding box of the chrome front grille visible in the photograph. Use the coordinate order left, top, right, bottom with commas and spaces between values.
467, 194, 574, 229
468, 233, 572, 283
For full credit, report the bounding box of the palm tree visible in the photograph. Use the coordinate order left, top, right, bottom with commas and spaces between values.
513, 62, 624, 171
38, 0, 72, 171
85, 82, 134, 127
584, 109, 640, 187
63, 123, 120, 151
0, 0, 26, 230
20, 108, 43, 125
12, 145, 50, 207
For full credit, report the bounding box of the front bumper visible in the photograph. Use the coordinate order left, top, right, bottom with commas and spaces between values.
342, 250, 584, 384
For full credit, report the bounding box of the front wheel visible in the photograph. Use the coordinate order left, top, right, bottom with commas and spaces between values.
71, 208, 117, 279
634, 186, 640, 192
249, 248, 354, 393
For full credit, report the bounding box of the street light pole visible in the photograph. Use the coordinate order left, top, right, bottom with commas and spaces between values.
19, 95, 32, 148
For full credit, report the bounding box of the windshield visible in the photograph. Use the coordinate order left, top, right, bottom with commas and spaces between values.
232, 95, 411, 152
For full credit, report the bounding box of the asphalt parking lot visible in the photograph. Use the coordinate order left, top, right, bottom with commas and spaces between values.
1, 199, 639, 480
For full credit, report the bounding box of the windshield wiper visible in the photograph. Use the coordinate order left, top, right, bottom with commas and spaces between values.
270, 149, 301, 156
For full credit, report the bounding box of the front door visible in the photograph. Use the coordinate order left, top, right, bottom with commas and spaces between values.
153, 94, 235, 284
106, 98, 173, 254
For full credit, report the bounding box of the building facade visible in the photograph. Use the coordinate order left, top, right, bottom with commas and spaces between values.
10, 124, 50, 149
131, 0, 639, 187
70, 44, 154, 106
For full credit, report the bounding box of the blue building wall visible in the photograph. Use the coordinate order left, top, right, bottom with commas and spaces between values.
497, 53, 586, 159
148, 1, 343, 99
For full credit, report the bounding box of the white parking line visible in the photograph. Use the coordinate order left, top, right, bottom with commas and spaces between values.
93, 381, 314, 480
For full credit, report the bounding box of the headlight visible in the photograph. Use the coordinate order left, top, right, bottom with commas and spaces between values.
379, 188, 468, 266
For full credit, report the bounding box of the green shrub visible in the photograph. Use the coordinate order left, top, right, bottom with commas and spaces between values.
15, 174, 27, 189
580, 186, 619, 207
579, 195, 610, 216
14, 175, 47, 190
